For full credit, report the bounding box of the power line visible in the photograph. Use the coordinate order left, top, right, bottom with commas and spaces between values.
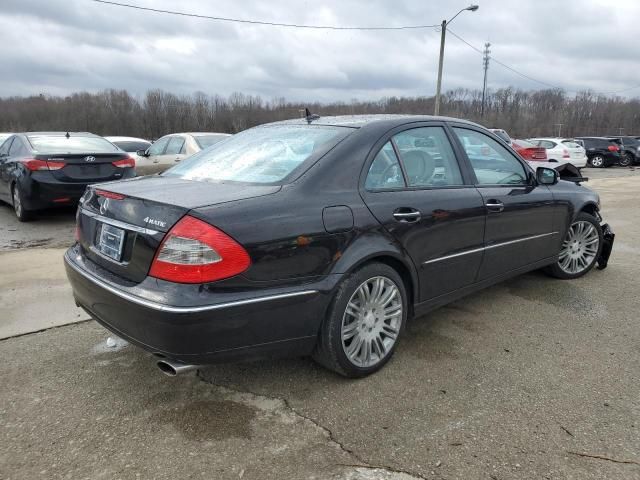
447, 28, 640, 96
90, 0, 440, 30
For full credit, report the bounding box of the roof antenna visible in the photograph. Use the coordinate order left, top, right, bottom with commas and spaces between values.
65, 132, 70, 139
304, 107, 320, 124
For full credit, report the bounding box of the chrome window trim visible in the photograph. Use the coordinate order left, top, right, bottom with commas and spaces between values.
65, 253, 318, 314
423, 231, 559, 266
81, 208, 160, 236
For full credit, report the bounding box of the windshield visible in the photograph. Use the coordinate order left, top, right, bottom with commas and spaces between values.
27, 135, 121, 154
194, 134, 229, 149
164, 125, 350, 184
113, 140, 151, 152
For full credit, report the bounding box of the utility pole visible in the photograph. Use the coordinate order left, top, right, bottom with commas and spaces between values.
434, 20, 447, 116
481, 42, 491, 118
618, 127, 625, 136
554, 123, 563, 137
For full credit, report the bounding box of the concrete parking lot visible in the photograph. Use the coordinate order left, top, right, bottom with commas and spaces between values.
1, 168, 639, 479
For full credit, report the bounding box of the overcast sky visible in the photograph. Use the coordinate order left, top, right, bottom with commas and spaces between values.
1, 0, 638, 102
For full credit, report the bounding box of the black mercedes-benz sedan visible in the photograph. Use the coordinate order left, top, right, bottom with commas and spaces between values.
64, 115, 613, 377
0, 132, 136, 221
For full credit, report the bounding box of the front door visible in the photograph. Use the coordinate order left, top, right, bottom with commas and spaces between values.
451, 126, 557, 280
360, 124, 486, 302
139, 136, 170, 176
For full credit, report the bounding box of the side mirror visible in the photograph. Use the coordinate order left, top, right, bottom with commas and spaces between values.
536, 166, 558, 185
136, 149, 148, 157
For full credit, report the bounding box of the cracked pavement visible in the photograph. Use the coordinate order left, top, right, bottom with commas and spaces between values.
1, 168, 639, 479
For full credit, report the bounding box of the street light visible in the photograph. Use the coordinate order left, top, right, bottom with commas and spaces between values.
434, 4, 479, 116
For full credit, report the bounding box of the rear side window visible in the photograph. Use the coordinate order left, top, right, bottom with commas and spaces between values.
0, 137, 13, 156
365, 142, 404, 190
454, 128, 528, 185
393, 127, 463, 187
165, 125, 349, 184
27, 135, 120, 154
165, 137, 186, 155
539, 140, 557, 149
9, 138, 28, 156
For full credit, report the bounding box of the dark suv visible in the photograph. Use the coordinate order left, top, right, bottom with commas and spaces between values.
605, 136, 640, 166
574, 137, 622, 168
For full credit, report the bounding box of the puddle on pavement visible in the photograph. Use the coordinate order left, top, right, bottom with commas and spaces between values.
149, 399, 255, 441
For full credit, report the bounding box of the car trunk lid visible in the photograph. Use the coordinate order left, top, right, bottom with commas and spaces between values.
38, 153, 132, 182
77, 177, 280, 283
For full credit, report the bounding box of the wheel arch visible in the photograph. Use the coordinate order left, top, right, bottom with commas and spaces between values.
577, 201, 600, 221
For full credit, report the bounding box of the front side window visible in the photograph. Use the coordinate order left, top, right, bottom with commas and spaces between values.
148, 136, 170, 156
165, 125, 349, 184
454, 128, 528, 185
365, 141, 404, 190
393, 127, 463, 187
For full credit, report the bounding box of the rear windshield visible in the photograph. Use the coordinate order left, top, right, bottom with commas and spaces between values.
492, 130, 511, 143
513, 140, 535, 148
27, 135, 121, 154
164, 125, 350, 184
112, 140, 151, 152
194, 134, 229, 149
561, 140, 581, 148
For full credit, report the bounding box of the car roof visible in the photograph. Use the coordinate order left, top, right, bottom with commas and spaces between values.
22, 131, 99, 137
188, 132, 231, 137
263, 114, 479, 129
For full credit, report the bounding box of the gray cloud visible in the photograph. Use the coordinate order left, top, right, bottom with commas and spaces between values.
0, 0, 638, 101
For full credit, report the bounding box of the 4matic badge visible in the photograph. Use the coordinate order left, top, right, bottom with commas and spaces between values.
143, 217, 167, 228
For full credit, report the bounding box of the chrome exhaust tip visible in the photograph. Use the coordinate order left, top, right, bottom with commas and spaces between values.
156, 359, 199, 376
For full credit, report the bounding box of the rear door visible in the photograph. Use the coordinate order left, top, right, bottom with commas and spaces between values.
0, 136, 14, 200
360, 123, 486, 302
161, 135, 188, 170
451, 126, 557, 280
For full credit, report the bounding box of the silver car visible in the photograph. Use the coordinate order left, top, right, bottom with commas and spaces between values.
136, 132, 231, 175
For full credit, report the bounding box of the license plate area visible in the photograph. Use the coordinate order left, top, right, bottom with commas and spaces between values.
97, 223, 125, 261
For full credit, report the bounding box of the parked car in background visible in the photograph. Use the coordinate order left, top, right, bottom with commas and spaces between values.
605, 136, 640, 166
105, 136, 152, 171
574, 137, 622, 168
64, 115, 613, 378
511, 139, 547, 161
527, 138, 588, 168
489, 128, 512, 145
135, 132, 231, 175
0, 132, 135, 221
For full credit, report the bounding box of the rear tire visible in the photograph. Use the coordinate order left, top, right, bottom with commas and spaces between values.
588, 155, 605, 168
312, 262, 407, 378
545, 212, 603, 279
12, 184, 33, 222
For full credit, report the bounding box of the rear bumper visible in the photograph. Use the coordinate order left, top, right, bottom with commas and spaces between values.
20, 170, 135, 210
64, 247, 340, 364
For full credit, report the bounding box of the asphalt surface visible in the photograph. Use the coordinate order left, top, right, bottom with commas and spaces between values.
1, 167, 639, 479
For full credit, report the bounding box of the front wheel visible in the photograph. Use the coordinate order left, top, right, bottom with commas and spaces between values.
545, 212, 603, 279
313, 263, 407, 377
588, 155, 605, 168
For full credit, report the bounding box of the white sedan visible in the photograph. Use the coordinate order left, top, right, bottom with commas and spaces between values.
527, 138, 588, 168
105, 136, 152, 173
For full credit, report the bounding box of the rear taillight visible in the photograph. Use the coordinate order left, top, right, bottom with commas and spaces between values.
608, 145, 619, 152
95, 189, 125, 200
149, 216, 250, 284
19, 159, 66, 171
113, 157, 135, 168
562, 149, 570, 158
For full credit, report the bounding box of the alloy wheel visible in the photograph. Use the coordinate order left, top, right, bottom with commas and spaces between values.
590, 156, 604, 167
558, 221, 600, 275
13, 187, 22, 217
341, 276, 402, 368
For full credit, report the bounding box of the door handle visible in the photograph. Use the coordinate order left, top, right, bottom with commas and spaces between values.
393, 208, 421, 223
485, 200, 504, 213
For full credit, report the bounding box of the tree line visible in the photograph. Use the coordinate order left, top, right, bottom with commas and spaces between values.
0, 87, 638, 140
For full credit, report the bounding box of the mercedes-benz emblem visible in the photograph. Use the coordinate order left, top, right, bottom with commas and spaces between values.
85, 156, 96, 162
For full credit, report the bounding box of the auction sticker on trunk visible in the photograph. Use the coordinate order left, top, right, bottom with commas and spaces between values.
98, 223, 125, 261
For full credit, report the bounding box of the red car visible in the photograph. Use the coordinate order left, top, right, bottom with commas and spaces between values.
512, 139, 547, 161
